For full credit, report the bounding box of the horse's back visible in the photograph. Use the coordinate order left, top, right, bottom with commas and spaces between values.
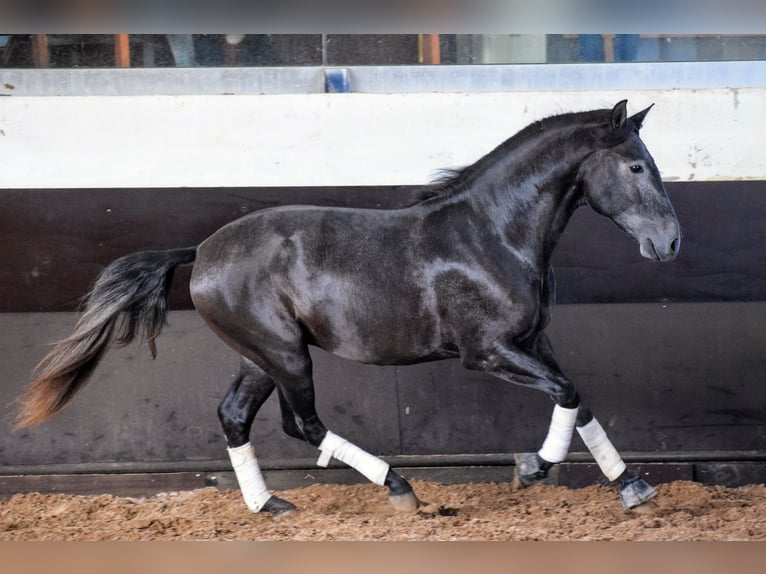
192, 204, 414, 290
189, 205, 444, 363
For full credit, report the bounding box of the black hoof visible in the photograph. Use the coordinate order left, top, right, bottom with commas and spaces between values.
619, 477, 658, 510
260, 495, 297, 517
514, 452, 550, 488
389, 491, 420, 512
384, 469, 420, 511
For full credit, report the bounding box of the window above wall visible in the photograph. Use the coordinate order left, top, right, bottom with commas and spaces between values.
2, 34, 765, 96
2, 34, 766, 68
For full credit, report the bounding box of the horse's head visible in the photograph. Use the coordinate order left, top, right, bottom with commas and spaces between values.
578, 100, 681, 262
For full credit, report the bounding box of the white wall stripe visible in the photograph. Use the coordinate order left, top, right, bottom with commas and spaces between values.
1, 88, 763, 189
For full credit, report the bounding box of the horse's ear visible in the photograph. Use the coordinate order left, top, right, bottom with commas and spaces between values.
630, 103, 655, 130
611, 99, 629, 131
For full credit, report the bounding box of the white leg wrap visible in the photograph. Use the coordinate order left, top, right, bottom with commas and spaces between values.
317, 430, 390, 486
576, 417, 627, 481
227, 443, 272, 513
537, 404, 579, 463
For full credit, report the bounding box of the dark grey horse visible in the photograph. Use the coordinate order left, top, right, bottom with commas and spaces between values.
17, 100, 680, 517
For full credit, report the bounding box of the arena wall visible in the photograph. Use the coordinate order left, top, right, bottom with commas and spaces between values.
1, 68, 764, 493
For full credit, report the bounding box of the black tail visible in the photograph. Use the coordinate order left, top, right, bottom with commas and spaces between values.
16, 247, 197, 428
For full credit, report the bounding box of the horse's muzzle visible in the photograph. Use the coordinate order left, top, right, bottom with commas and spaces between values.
640, 234, 680, 262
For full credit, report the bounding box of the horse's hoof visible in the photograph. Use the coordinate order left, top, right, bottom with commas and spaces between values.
514, 452, 547, 488
389, 491, 420, 513
630, 500, 659, 515
260, 495, 297, 518
619, 477, 658, 510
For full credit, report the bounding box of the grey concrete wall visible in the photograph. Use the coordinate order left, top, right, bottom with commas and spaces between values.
3, 301, 765, 472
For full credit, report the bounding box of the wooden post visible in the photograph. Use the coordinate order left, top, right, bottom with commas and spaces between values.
114, 34, 130, 67
603, 34, 615, 63
31, 35, 49, 68
419, 34, 441, 64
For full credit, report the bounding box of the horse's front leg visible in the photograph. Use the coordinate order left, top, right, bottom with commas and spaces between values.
532, 333, 658, 510
464, 336, 657, 510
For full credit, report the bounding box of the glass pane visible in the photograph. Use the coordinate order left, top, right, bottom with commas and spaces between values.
2, 34, 766, 68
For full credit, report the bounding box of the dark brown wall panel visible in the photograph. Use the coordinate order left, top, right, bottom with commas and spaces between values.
1, 181, 765, 313
553, 180, 766, 304
0, 186, 417, 312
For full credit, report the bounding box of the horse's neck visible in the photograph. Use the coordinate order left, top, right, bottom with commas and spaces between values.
467, 138, 587, 269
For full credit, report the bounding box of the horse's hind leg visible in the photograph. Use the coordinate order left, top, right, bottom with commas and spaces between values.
272, 355, 420, 512
218, 357, 296, 517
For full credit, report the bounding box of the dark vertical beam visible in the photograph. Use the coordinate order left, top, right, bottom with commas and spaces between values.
223, 34, 244, 66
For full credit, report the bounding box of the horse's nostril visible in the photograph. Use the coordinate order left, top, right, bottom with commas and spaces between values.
671, 236, 680, 254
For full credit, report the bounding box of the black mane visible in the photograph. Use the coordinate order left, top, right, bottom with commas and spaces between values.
414, 108, 628, 204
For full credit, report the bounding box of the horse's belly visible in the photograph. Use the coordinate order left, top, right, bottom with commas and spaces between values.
326, 335, 449, 366
298, 290, 441, 365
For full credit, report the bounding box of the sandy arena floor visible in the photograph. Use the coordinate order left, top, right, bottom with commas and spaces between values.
2, 479, 766, 541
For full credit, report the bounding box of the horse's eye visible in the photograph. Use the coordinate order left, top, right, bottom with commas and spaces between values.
630, 164, 644, 174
